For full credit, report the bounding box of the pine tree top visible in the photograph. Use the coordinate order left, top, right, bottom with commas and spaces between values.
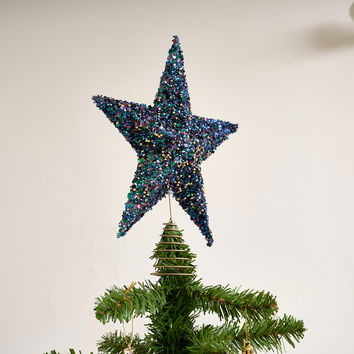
150, 220, 197, 277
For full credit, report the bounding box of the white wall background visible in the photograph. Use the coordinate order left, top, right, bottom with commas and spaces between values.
1, 0, 354, 353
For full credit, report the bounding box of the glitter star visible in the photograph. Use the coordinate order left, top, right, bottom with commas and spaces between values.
93, 36, 238, 246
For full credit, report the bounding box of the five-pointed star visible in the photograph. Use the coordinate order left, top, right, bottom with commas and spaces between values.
93, 36, 238, 246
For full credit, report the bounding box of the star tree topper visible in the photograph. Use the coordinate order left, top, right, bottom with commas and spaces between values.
93, 36, 238, 246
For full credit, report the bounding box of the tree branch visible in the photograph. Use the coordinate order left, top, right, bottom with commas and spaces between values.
95, 281, 166, 323
97, 332, 149, 354
187, 315, 305, 353
190, 282, 278, 322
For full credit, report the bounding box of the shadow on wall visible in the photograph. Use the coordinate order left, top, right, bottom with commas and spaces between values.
308, 24, 354, 51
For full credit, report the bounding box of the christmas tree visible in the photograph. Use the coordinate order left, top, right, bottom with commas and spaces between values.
93, 216, 305, 353
46, 215, 305, 353
45, 220, 305, 353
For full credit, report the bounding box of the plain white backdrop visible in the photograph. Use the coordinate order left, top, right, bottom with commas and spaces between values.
1, 0, 354, 353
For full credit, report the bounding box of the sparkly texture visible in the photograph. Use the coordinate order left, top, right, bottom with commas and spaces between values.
92, 36, 238, 246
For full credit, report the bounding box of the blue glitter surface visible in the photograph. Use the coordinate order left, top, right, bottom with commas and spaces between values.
93, 36, 238, 246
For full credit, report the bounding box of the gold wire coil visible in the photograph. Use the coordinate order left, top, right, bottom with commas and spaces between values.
150, 272, 195, 276
155, 249, 187, 252
161, 235, 183, 238
156, 257, 191, 260
154, 265, 194, 268
158, 241, 184, 245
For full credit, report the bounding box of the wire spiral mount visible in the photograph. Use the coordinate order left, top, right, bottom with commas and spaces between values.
150, 220, 197, 277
